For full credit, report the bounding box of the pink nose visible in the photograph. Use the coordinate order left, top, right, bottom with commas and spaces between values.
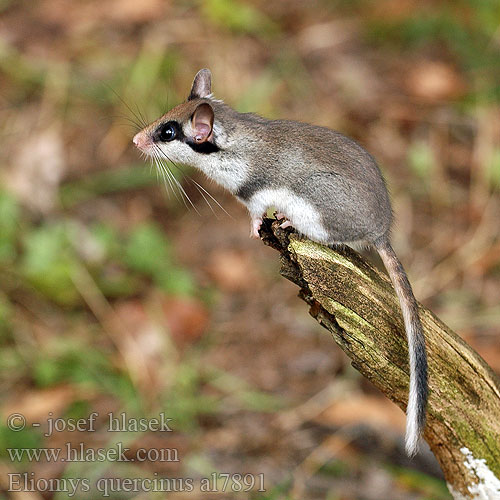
133, 132, 152, 150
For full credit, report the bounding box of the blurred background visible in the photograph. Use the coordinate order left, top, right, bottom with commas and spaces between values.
1, 1, 500, 499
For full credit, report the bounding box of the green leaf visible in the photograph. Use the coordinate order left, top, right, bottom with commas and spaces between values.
21, 223, 81, 305
0, 424, 42, 460
407, 141, 436, 180
487, 149, 500, 189
0, 346, 22, 373
235, 70, 282, 115
90, 222, 120, 259
201, 0, 278, 36
0, 294, 12, 340
155, 267, 195, 296
31, 338, 135, 403
162, 362, 219, 430
0, 189, 20, 264
59, 166, 157, 208
124, 223, 172, 275
387, 465, 452, 499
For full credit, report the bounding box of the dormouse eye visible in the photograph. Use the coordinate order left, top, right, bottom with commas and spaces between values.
158, 123, 177, 142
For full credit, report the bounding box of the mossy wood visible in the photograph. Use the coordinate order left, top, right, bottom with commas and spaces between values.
259, 218, 500, 499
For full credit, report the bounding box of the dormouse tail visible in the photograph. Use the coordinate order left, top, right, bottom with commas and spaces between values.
375, 239, 428, 457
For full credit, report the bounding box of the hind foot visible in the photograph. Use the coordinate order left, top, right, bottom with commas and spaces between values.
250, 216, 263, 238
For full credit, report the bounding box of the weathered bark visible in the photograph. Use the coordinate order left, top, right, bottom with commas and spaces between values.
259, 218, 500, 499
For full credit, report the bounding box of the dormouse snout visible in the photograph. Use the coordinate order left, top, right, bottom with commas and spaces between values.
132, 131, 153, 152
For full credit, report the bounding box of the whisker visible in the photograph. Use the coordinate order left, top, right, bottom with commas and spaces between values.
157, 149, 231, 218
110, 116, 144, 132
192, 182, 217, 217
157, 161, 180, 203
153, 154, 176, 199
105, 84, 148, 129
150, 144, 229, 218
153, 149, 179, 197
134, 101, 149, 129
171, 171, 199, 214
189, 178, 232, 218
109, 112, 144, 131
149, 158, 164, 189
153, 147, 200, 213
153, 146, 199, 213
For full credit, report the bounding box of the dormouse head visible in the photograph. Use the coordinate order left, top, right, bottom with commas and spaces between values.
132, 69, 219, 162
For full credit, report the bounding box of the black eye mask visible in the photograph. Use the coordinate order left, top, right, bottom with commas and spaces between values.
152, 120, 220, 155
153, 121, 180, 143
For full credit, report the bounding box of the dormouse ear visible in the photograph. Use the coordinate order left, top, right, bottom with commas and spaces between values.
188, 69, 212, 100
191, 103, 214, 143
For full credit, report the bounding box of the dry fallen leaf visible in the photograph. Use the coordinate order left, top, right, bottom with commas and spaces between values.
405, 60, 466, 101
315, 393, 406, 432
5, 125, 65, 213
111, 300, 171, 396
161, 296, 210, 344
2, 385, 77, 423
206, 249, 259, 292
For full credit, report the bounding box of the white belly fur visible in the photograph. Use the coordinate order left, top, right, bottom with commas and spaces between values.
247, 188, 330, 243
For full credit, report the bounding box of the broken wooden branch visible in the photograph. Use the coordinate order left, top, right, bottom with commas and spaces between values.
259, 217, 500, 499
